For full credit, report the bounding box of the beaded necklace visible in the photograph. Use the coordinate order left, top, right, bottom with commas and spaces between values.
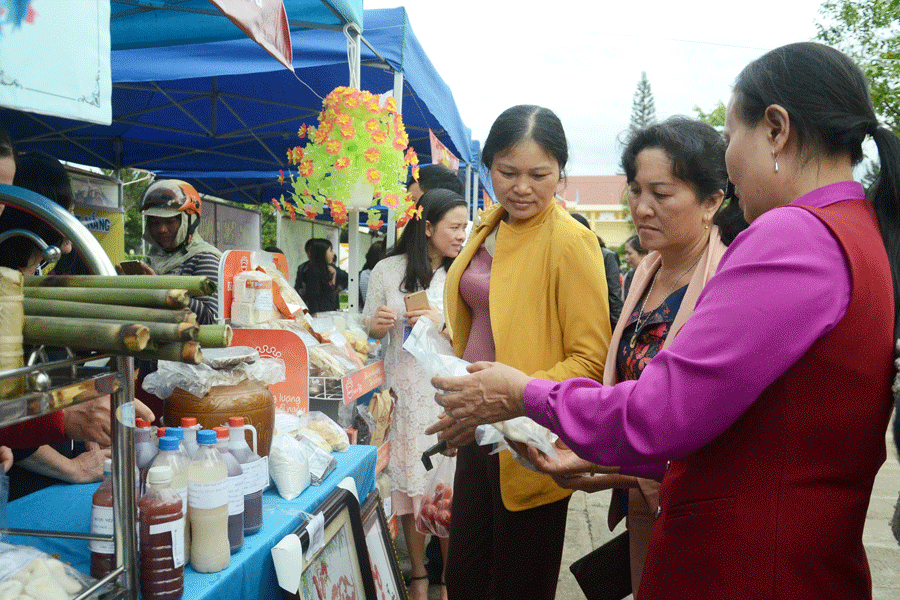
629, 253, 704, 349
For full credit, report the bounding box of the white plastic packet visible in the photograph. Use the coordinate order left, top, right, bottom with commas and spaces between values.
0, 542, 97, 599
298, 411, 349, 452
295, 436, 337, 486
269, 433, 311, 501
403, 319, 559, 462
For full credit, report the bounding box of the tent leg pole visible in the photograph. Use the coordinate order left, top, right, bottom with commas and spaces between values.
348, 209, 360, 313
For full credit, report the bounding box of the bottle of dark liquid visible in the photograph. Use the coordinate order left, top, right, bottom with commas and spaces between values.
228, 416, 265, 535
90, 458, 115, 580
140, 465, 185, 600
213, 426, 244, 553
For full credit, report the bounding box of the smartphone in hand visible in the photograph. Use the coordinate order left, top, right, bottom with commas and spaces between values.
119, 260, 145, 275
404, 290, 430, 312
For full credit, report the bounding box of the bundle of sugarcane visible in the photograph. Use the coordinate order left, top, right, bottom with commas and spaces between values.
22, 275, 223, 363
25, 274, 215, 297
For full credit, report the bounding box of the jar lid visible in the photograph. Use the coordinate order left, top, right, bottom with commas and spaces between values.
202, 346, 259, 369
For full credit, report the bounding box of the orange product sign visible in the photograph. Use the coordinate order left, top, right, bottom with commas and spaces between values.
341, 361, 386, 405
231, 328, 308, 415
375, 440, 391, 475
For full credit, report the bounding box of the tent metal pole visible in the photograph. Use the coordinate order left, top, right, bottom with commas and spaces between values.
348, 210, 360, 313
464, 164, 472, 219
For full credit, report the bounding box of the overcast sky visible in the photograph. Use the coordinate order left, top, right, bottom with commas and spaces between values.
365, 0, 829, 176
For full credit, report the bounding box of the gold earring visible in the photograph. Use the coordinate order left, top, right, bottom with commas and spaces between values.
772, 150, 779, 173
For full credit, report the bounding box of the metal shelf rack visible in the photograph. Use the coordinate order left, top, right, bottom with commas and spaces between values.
0, 185, 138, 600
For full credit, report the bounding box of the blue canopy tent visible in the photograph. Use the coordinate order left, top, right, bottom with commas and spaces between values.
111, 0, 364, 47
0, 7, 474, 204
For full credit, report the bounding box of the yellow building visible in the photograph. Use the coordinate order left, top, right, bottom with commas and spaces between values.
558, 175, 632, 248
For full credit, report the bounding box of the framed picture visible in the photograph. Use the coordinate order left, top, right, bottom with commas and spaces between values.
285, 487, 377, 600
361, 490, 408, 600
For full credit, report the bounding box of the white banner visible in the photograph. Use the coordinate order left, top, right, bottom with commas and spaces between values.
0, 0, 111, 124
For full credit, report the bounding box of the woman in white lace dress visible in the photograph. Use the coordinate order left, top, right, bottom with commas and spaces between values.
364, 188, 468, 600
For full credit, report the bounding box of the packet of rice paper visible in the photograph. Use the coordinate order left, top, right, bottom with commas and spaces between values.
403, 319, 559, 461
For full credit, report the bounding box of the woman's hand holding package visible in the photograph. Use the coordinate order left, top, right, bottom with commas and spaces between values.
425, 413, 477, 449
405, 306, 441, 330
367, 305, 397, 340
431, 361, 532, 426
505, 438, 622, 492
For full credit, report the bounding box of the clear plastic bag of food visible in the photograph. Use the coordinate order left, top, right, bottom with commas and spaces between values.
403, 319, 559, 461
269, 432, 310, 501
142, 352, 285, 399
298, 411, 349, 452
414, 454, 455, 538
0, 542, 98, 599
294, 436, 337, 486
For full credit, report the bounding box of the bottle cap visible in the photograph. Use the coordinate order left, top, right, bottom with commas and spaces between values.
181, 417, 198, 428
228, 416, 245, 427
103, 458, 112, 475
147, 465, 173, 486
157, 427, 167, 438
214, 426, 230, 440
197, 429, 217, 445
158, 436, 179, 451
135, 418, 150, 429
167, 426, 185, 441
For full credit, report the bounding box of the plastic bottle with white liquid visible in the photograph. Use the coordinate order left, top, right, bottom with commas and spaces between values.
187, 429, 230, 573
151, 436, 191, 565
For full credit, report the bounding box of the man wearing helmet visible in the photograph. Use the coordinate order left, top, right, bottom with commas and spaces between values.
136, 179, 221, 325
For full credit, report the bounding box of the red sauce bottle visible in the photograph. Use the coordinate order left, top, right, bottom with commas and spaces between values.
139, 465, 185, 600
90, 459, 115, 580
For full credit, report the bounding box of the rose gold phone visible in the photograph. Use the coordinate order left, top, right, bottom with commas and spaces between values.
404, 290, 429, 312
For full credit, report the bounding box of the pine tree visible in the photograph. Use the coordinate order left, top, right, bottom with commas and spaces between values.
630, 71, 656, 133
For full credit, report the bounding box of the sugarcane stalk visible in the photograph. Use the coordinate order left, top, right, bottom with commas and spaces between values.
24, 316, 150, 353
91, 319, 198, 343
25, 297, 197, 325
24, 286, 190, 309
197, 324, 233, 348
137, 341, 202, 364
25, 275, 216, 297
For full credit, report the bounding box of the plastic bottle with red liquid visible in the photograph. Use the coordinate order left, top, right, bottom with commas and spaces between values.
135, 418, 158, 497
180, 417, 200, 459
228, 416, 265, 535
90, 458, 115, 580
139, 465, 185, 600
213, 426, 244, 553
151, 436, 191, 565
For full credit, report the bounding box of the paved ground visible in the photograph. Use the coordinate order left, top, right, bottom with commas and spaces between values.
397, 417, 900, 599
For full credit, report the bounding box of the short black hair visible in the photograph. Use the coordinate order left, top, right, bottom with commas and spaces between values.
415, 164, 464, 195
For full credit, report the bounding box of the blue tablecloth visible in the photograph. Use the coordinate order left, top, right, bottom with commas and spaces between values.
5, 444, 377, 599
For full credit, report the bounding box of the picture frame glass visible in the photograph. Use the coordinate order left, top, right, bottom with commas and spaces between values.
300, 507, 366, 600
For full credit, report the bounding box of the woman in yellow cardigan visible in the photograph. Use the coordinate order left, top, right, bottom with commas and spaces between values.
428, 105, 611, 600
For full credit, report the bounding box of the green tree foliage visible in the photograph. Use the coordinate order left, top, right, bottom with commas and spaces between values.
694, 101, 726, 131
630, 71, 657, 133
816, 0, 900, 135
259, 202, 278, 250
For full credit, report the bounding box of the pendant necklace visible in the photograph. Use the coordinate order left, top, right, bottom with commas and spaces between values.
630, 253, 704, 349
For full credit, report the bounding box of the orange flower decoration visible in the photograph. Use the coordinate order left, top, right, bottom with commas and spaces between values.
364, 147, 381, 163
365, 169, 382, 185
300, 160, 314, 177
366, 101, 381, 114
368, 219, 384, 231
365, 119, 380, 133
334, 156, 351, 170
298, 124, 308, 138
392, 136, 407, 151
325, 139, 343, 155
371, 130, 387, 144
335, 112, 351, 127
339, 126, 356, 140
304, 207, 319, 220
278, 170, 285, 185
405, 147, 419, 166
382, 192, 399, 209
